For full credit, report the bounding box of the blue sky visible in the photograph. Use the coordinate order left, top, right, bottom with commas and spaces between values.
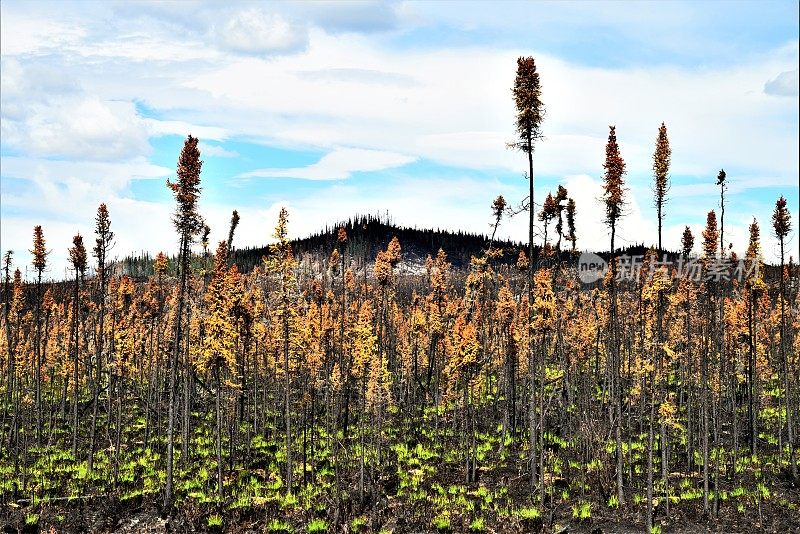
1, 0, 797, 277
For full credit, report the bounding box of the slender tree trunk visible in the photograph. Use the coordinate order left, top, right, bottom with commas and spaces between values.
778, 239, 796, 479
526, 125, 538, 490
35, 271, 43, 446
215, 365, 223, 499
538, 340, 546, 507
71, 272, 80, 456
165, 235, 188, 510
610, 225, 624, 505
647, 388, 655, 532
748, 293, 756, 454
113, 364, 124, 487
181, 298, 192, 464
702, 291, 712, 515
88, 268, 105, 472
3, 263, 13, 408
657, 205, 662, 254
284, 284, 293, 495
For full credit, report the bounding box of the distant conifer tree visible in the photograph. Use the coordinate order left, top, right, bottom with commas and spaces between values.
681, 226, 694, 259
565, 198, 577, 254
68, 233, 87, 455
227, 210, 240, 263
653, 123, 671, 253
554, 185, 568, 251
539, 192, 558, 249
30, 225, 49, 445
89, 203, 113, 471
717, 170, 727, 256
702, 211, 719, 263
772, 196, 795, 478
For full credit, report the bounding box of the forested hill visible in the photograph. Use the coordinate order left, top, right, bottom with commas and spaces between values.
117, 213, 527, 277
115, 212, 788, 280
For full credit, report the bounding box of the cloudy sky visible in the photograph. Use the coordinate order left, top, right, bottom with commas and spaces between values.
1, 0, 798, 278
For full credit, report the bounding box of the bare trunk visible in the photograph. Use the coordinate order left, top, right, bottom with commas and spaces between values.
216, 365, 223, 498
71, 272, 80, 456
284, 284, 292, 495
778, 239, 796, 479
526, 124, 538, 490
165, 234, 188, 510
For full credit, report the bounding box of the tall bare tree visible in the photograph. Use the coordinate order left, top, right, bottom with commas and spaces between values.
3, 251, 14, 406
512, 56, 544, 490
89, 204, 113, 472
602, 125, 626, 506
772, 196, 795, 478
265, 208, 298, 495
227, 210, 240, 265
164, 134, 204, 509
717, 170, 727, 255
701, 210, 719, 514
565, 198, 577, 254
554, 185, 568, 252
68, 234, 87, 456
653, 122, 671, 253
30, 226, 49, 445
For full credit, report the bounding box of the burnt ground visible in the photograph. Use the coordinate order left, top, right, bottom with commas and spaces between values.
3, 491, 799, 534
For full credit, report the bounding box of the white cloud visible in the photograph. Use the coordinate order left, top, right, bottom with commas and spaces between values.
242, 147, 416, 180
215, 10, 308, 55
299, 1, 401, 33
145, 119, 228, 141
296, 67, 416, 86
198, 142, 239, 158
764, 69, 799, 97
1, 57, 152, 160
0, 9, 87, 56
1, 97, 151, 160
1, 155, 170, 182
183, 34, 798, 183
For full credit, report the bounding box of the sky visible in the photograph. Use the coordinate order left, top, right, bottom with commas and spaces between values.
1, 0, 798, 279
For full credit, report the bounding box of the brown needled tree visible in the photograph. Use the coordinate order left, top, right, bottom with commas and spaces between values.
199, 240, 238, 499
3, 250, 14, 406
512, 56, 545, 490
164, 134, 204, 510
554, 185, 568, 252
487, 195, 507, 257
602, 125, 626, 508
68, 234, 87, 456
539, 192, 557, 251
653, 122, 671, 254
89, 203, 113, 472
681, 225, 695, 259
717, 170, 727, 256
700, 209, 719, 514
772, 196, 795, 479
565, 198, 577, 255
227, 210, 240, 265
265, 207, 298, 496
31, 225, 49, 446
